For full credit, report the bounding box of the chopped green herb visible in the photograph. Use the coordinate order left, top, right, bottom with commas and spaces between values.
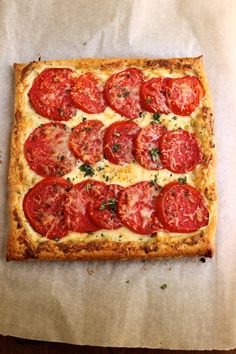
82, 117, 87, 121
172, 116, 177, 120
87, 232, 93, 235
60, 155, 65, 161
151, 175, 158, 185
160, 283, 167, 290
178, 176, 187, 184
79, 164, 95, 177
170, 173, 173, 177
105, 176, 109, 182
184, 125, 190, 130
123, 91, 129, 97
150, 148, 160, 161
66, 177, 70, 182
153, 113, 161, 121
99, 203, 106, 211
54, 237, 59, 242
99, 199, 117, 213
97, 166, 104, 171
112, 143, 120, 152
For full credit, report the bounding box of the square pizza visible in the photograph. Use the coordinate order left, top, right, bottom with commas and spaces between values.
7, 57, 217, 261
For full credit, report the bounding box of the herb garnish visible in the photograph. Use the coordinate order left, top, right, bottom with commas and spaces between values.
113, 143, 120, 152
150, 148, 160, 161
150, 113, 161, 124
54, 237, 59, 242
160, 283, 167, 290
99, 198, 117, 213
151, 175, 158, 185
82, 117, 87, 121
172, 116, 177, 120
79, 164, 95, 177
178, 176, 187, 184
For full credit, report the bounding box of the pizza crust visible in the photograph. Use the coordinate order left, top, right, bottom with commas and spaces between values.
7, 56, 217, 261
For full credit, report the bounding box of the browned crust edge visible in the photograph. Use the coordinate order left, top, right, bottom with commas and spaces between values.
7, 56, 217, 261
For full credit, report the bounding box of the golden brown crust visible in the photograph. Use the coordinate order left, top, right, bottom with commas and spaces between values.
7, 56, 217, 261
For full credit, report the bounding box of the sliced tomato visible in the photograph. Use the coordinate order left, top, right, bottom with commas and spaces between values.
24, 122, 76, 177
103, 121, 140, 165
23, 177, 72, 239
156, 181, 209, 233
118, 181, 162, 234
69, 120, 104, 164
165, 76, 205, 116
135, 124, 167, 170
104, 68, 144, 119
88, 184, 123, 230
140, 77, 170, 114
65, 179, 106, 233
159, 129, 203, 173
28, 68, 76, 121
70, 72, 106, 114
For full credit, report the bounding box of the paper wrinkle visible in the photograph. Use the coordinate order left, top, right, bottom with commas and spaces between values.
0, 0, 236, 350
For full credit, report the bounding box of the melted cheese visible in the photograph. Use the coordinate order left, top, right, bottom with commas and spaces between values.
20, 63, 206, 244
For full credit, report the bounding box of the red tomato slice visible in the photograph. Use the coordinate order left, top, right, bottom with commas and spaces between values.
88, 184, 123, 230
70, 72, 106, 114
28, 68, 76, 121
23, 177, 72, 239
24, 122, 76, 177
140, 78, 170, 114
165, 76, 205, 116
69, 120, 105, 164
159, 129, 203, 173
156, 181, 209, 233
103, 121, 140, 165
118, 181, 162, 234
135, 124, 167, 170
65, 180, 106, 233
104, 68, 144, 119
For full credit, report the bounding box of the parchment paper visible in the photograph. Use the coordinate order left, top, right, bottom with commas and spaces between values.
0, 0, 236, 350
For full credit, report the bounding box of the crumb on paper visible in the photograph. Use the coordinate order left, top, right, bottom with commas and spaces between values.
126, 280, 130, 284
0, 150, 2, 164
86, 267, 95, 276
160, 283, 167, 290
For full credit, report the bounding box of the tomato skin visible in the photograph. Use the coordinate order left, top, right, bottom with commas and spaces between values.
165, 76, 204, 116
29, 68, 76, 121
140, 77, 170, 114
104, 68, 144, 119
135, 124, 167, 170
24, 122, 76, 177
23, 177, 72, 239
118, 181, 162, 235
70, 73, 106, 114
156, 182, 209, 233
69, 120, 104, 164
66, 179, 106, 233
88, 184, 123, 230
159, 129, 203, 173
103, 120, 140, 165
